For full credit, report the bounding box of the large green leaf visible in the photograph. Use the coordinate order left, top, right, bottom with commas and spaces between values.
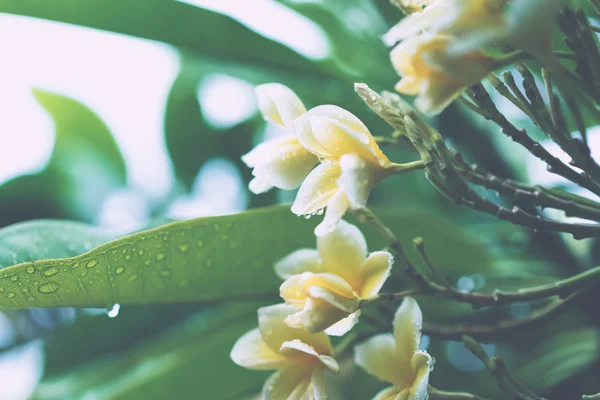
0, 0, 351, 81
0, 90, 126, 225
0, 205, 497, 310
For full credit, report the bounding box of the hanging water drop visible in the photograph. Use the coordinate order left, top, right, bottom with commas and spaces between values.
106, 303, 120, 318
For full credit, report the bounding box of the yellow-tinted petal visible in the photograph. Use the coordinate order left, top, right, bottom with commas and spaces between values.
413, 73, 464, 116
280, 272, 355, 302
317, 220, 367, 286
354, 334, 406, 387
291, 162, 341, 216
314, 190, 350, 237
230, 328, 291, 370
256, 83, 307, 129
325, 310, 361, 337
372, 386, 403, 400
338, 153, 385, 209
286, 296, 353, 334
359, 251, 394, 298
262, 367, 312, 400
275, 249, 322, 280
393, 298, 423, 374
258, 304, 333, 356
280, 274, 309, 308
309, 115, 387, 167
280, 340, 340, 375
242, 134, 318, 192
409, 351, 432, 400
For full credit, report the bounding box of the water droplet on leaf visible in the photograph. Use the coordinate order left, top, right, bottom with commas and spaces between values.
38, 282, 61, 294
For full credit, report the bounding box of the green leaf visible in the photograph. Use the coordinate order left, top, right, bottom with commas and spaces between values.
34, 303, 267, 400
0, 90, 126, 224
0, 220, 119, 269
0, 205, 494, 310
0, 0, 351, 81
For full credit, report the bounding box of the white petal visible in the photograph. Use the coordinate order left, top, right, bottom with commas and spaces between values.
230, 328, 290, 370
310, 366, 332, 400
409, 351, 432, 400
354, 334, 406, 387
256, 83, 307, 128
316, 219, 367, 282
249, 176, 275, 194
394, 297, 423, 368
291, 162, 341, 216
285, 296, 353, 334
280, 340, 340, 374
258, 304, 333, 356
338, 153, 384, 208
314, 190, 350, 237
359, 251, 394, 298
262, 367, 311, 400
275, 249, 322, 280
372, 386, 403, 400
325, 310, 361, 336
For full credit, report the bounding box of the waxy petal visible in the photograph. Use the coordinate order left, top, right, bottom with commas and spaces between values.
409, 351, 432, 400
275, 249, 322, 280
258, 304, 332, 356
230, 328, 291, 370
280, 340, 340, 375
372, 386, 403, 400
394, 297, 423, 375
285, 296, 353, 334
262, 367, 312, 400
316, 220, 367, 286
359, 251, 393, 298
256, 83, 307, 129
354, 334, 406, 387
314, 190, 350, 237
338, 153, 385, 209
324, 310, 361, 337
291, 162, 341, 216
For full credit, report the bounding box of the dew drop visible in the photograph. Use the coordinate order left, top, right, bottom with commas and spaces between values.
88, 281, 94, 285
178, 244, 189, 253
197, 240, 204, 248
43, 266, 59, 277
159, 270, 171, 277
80, 271, 88, 277
316, 208, 324, 216
38, 282, 61, 294
86, 260, 98, 269
115, 266, 125, 275
125, 255, 132, 260
127, 274, 139, 283
304, 214, 312, 220
26, 266, 36, 274
10, 276, 18, 282
7, 292, 16, 298
72, 262, 80, 269
144, 260, 151, 266
138, 250, 145, 256
33, 281, 39, 286
106, 303, 120, 318
155, 253, 166, 261
214, 225, 221, 232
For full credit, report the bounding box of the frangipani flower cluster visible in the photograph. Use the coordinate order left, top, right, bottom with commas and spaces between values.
243, 83, 397, 236
276, 220, 393, 335
385, 0, 561, 115
234, 83, 433, 399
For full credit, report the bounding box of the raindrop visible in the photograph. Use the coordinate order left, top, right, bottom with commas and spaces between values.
138, 250, 145, 256
304, 214, 312, 220
26, 266, 36, 274
86, 260, 98, 269
115, 266, 125, 275
144, 260, 151, 266
106, 304, 120, 318
125, 255, 132, 260
316, 209, 324, 216
88, 281, 94, 285
6, 292, 16, 298
43, 267, 59, 277
38, 282, 61, 294
155, 253, 166, 261
10, 276, 18, 282
178, 244, 189, 253
197, 240, 204, 248
127, 274, 139, 283
80, 271, 88, 277
72, 262, 80, 269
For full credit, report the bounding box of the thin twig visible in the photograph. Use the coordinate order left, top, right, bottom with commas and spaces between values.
423, 293, 580, 342
462, 336, 547, 400
428, 386, 492, 400
413, 237, 452, 288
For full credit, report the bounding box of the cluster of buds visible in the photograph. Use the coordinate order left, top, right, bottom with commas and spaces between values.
231, 84, 432, 399
386, 0, 561, 115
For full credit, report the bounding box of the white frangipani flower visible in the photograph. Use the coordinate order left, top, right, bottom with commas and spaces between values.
242, 83, 318, 194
